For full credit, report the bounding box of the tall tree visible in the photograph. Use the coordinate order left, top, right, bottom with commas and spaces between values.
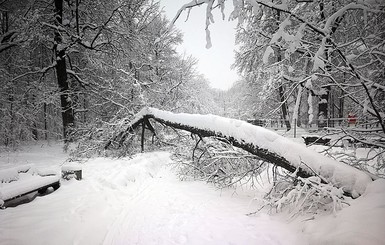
54, 0, 74, 141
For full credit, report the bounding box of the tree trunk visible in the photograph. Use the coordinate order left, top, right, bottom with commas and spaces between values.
106, 107, 373, 197
44, 102, 48, 140
1, 11, 8, 33
317, 1, 343, 129
278, 84, 291, 130
339, 74, 345, 119
318, 85, 330, 128
275, 9, 291, 131
54, 0, 74, 142
292, 86, 303, 127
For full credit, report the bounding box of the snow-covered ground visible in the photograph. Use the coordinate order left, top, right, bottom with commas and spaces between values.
0, 142, 384, 245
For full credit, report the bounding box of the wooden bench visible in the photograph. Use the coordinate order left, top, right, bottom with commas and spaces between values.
0, 166, 60, 209
302, 135, 331, 146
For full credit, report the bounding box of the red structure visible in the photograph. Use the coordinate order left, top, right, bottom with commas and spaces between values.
348, 113, 357, 126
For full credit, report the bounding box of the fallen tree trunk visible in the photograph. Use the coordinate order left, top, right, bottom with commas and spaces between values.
106, 107, 373, 197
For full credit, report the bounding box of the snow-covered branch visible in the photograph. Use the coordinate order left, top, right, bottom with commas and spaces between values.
10, 63, 57, 82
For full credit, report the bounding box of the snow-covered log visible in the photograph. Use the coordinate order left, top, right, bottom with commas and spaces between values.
107, 107, 373, 197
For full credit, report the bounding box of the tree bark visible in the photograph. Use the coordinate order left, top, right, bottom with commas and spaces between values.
54, 0, 74, 142
318, 85, 330, 128
275, 9, 291, 131
44, 102, 48, 140
278, 84, 291, 130
317, 2, 344, 129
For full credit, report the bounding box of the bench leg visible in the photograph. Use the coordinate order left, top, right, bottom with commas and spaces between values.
38, 187, 48, 194
52, 182, 60, 190
38, 182, 60, 195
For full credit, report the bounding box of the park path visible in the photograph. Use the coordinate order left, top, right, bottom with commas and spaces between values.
0, 147, 306, 245
102, 152, 306, 245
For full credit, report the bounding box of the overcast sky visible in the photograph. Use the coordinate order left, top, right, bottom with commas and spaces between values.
160, 0, 239, 90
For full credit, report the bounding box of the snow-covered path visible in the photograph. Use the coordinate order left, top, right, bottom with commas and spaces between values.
0, 147, 305, 245
103, 154, 304, 245
1, 143, 384, 245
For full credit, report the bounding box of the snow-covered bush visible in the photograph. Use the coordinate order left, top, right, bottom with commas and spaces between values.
171, 135, 347, 216
265, 175, 345, 216
68, 118, 139, 159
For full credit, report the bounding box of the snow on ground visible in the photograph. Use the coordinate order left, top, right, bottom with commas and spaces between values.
0, 143, 305, 245
0, 142, 68, 170
0, 142, 384, 244
103, 166, 304, 245
303, 178, 385, 245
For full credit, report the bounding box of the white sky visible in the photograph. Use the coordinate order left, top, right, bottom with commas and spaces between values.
160, 0, 239, 90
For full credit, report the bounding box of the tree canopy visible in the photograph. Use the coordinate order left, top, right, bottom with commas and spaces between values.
0, 0, 218, 146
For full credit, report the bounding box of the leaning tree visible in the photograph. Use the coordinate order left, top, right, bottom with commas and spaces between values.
105, 107, 373, 198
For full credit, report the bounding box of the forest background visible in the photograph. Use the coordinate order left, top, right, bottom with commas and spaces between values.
0, 0, 384, 160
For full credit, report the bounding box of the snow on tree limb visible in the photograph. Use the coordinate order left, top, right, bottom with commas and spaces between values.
169, 0, 227, 49
108, 107, 373, 197
170, 0, 206, 26
322, 3, 384, 35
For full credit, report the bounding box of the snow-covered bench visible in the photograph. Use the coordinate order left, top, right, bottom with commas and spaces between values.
0, 165, 60, 208
302, 135, 331, 146
61, 164, 82, 180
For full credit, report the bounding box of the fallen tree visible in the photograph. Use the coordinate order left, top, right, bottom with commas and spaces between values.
105, 107, 373, 197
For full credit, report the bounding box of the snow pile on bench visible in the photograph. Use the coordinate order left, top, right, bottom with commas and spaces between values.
0, 168, 19, 183
62, 164, 82, 172
0, 165, 61, 207
62, 164, 83, 180
36, 166, 61, 177
0, 164, 33, 183
133, 107, 372, 197
0, 164, 60, 184
0, 175, 60, 201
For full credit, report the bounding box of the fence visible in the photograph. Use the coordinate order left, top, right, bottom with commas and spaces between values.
247, 117, 381, 131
